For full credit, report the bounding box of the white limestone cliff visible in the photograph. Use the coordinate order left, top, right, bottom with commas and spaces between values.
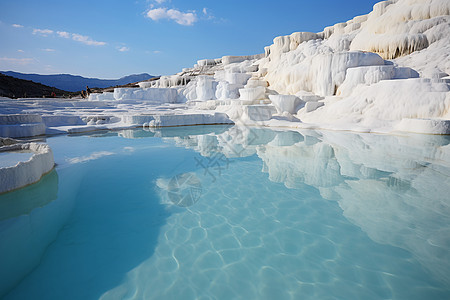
0, 0, 449, 136
0, 141, 55, 193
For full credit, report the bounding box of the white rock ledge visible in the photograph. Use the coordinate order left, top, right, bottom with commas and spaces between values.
395, 118, 450, 135
149, 113, 233, 128
0, 114, 46, 138
0, 143, 55, 193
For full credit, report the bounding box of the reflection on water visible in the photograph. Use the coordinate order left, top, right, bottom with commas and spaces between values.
1, 133, 182, 300
0, 170, 63, 297
1, 126, 449, 299
118, 125, 231, 139
256, 129, 450, 286
0, 170, 59, 221
154, 126, 450, 292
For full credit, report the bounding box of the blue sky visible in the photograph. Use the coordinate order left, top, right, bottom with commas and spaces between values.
0, 0, 379, 79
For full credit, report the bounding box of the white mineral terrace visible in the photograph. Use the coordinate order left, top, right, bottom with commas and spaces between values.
0, 140, 54, 193
0, 0, 449, 138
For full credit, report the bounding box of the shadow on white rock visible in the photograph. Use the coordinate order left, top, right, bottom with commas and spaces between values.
269, 95, 305, 114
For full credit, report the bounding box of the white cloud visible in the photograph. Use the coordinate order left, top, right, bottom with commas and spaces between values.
117, 46, 130, 52
145, 50, 162, 54
155, 0, 166, 3
17, 49, 24, 53
202, 7, 215, 20
44, 64, 55, 72
72, 33, 106, 46
166, 9, 197, 26
57, 31, 70, 38
42, 48, 55, 52
147, 8, 168, 21
0, 57, 34, 65
32, 28, 54, 37
67, 151, 114, 164
32, 28, 105, 46
59, 31, 106, 46
12, 24, 23, 28
146, 7, 197, 26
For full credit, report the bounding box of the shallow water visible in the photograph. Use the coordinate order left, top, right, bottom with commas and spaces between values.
0, 151, 33, 168
1, 125, 449, 299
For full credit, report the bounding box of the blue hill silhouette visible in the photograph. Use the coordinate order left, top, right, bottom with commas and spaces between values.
0, 71, 155, 92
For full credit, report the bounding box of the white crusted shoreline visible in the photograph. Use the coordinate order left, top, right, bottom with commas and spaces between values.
1, 1, 449, 137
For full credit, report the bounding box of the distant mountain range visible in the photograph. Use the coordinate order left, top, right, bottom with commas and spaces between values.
0, 73, 69, 98
0, 71, 156, 92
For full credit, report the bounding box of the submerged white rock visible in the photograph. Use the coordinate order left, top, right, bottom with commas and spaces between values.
142, 126, 450, 288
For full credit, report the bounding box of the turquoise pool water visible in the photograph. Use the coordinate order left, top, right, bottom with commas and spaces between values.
0, 151, 34, 168
1, 126, 449, 299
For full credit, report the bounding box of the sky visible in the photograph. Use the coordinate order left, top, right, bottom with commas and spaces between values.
0, 0, 380, 79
